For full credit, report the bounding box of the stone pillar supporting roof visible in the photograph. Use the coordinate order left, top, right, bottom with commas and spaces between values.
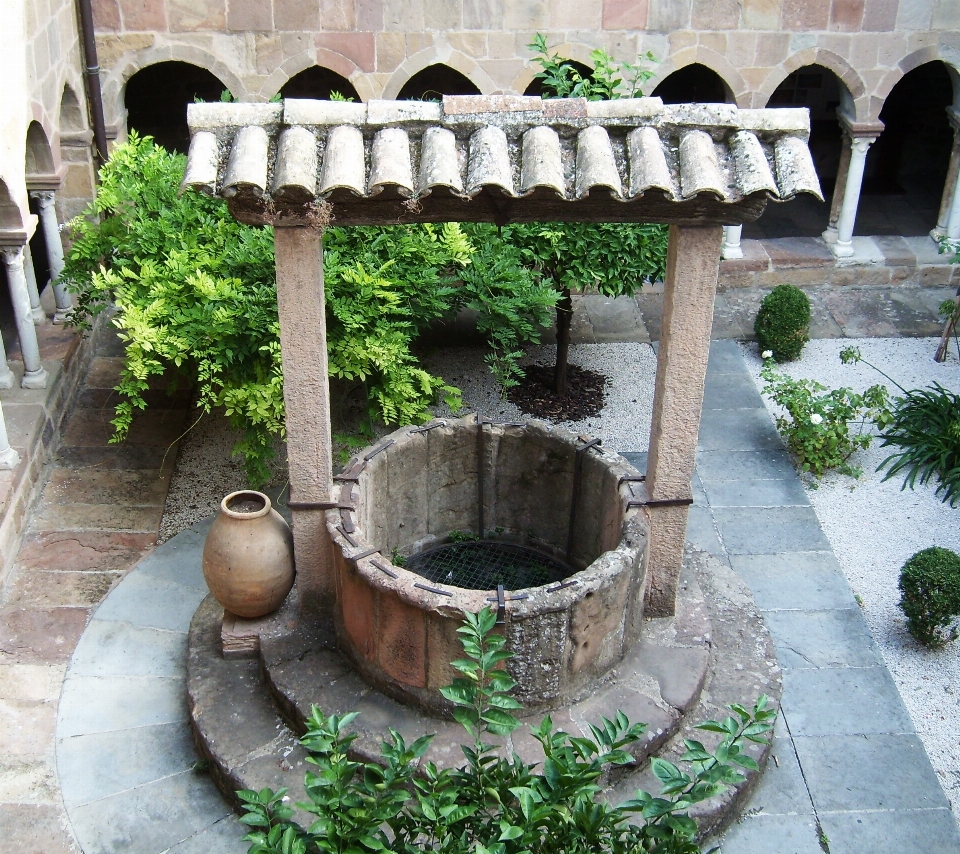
183, 95, 822, 228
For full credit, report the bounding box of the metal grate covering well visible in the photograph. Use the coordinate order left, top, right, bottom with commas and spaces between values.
404, 540, 572, 591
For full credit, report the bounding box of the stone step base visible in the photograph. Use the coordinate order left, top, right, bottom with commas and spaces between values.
187, 547, 781, 839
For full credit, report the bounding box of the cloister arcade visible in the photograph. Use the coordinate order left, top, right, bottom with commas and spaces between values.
4, 34, 960, 479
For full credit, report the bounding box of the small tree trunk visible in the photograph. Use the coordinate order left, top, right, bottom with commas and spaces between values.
553, 287, 573, 395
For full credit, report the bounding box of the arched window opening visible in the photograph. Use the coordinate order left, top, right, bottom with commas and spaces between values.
59, 86, 86, 133
125, 61, 227, 154
280, 67, 361, 102
652, 64, 731, 105
744, 65, 842, 238
397, 65, 481, 101
25, 122, 55, 176
860, 61, 954, 236
523, 60, 595, 97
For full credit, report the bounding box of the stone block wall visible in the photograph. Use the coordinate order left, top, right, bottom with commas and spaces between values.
91, 0, 960, 134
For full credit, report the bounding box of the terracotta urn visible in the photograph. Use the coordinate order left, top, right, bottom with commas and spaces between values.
202, 490, 295, 618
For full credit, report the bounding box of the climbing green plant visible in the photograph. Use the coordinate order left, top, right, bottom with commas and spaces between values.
60, 134, 556, 484
512, 37, 668, 394
239, 607, 777, 854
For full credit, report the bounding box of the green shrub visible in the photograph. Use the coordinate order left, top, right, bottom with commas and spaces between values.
839, 347, 960, 506
60, 135, 557, 484
754, 284, 811, 363
877, 383, 960, 507
760, 359, 890, 478
239, 607, 776, 854
898, 547, 960, 647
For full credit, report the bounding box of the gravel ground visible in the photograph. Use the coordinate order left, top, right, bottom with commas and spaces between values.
159, 335, 959, 817
160, 342, 658, 541
739, 337, 960, 819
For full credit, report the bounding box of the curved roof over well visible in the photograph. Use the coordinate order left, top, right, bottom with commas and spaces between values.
183, 95, 822, 227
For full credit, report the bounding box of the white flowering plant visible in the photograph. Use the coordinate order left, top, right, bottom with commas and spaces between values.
760, 356, 891, 478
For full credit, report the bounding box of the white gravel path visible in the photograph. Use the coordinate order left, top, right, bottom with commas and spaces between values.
739, 337, 960, 819
159, 335, 959, 817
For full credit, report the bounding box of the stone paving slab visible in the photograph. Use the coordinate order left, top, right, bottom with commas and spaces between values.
794, 733, 947, 812
780, 666, 916, 737
57, 674, 188, 737
58, 722, 198, 808
818, 808, 960, 854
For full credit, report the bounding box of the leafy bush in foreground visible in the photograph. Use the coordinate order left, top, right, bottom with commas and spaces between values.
899, 547, 960, 647
60, 135, 556, 484
239, 607, 776, 854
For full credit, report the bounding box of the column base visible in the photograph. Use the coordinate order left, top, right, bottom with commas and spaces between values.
52, 308, 72, 325
0, 366, 14, 390
31, 306, 47, 324
831, 240, 855, 259
822, 226, 839, 244
0, 445, 21, 470
21, 367, 49, 389
720, 245, 744, 260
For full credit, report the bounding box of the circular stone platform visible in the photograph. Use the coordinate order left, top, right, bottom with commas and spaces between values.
187, 545, 782, 840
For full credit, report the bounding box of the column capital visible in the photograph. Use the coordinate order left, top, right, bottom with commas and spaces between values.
29, 189, 57, 209
0, 244, 25, 268
837, 111, 884, 140
850, 136, 875, 157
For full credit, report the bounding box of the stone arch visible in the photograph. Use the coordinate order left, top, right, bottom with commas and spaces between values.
279, 66, 362, 102
382, 47, 497, 100
874, 48, 960, 113
0, 179, 23, 230
397, 64, 482, 100
759, 49, 866, 119
59, 84, 85, 133
103, 44, 247, 130
25, 121, 55, 177
647, 49, 745, 105
259, 49, 376, 102
58, 82, 97, 220
860, 58, 956, 235
510, 41, 611, 97
124, 61, 228, 154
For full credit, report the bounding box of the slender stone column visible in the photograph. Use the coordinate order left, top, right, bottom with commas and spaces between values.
0, 330, 16, 389
931, 108, 960, 242
0, 402, 20, 470
823, 130, 852, 244
24, 245, 46, 323
721, 224, 743, 259
645, 224, 723, 616
273, 225, 335, 639
832, 136, 875, 259
0, 246, 48, 388
30, 191, 73, 322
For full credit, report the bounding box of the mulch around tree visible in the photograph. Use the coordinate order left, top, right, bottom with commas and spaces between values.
507, 363, 607, 422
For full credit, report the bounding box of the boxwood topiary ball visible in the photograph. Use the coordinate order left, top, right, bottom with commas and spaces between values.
899, 546, 960, 648
754, 284, 811, 362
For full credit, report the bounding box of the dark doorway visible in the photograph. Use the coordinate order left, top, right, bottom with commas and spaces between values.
125, 61, 226, 154
745, 65, 841, 238
858, 61, 954, 236
523, 60, 595, 97
280, 67, 361, 102
652, 64, 730, 104
397, 65, 480, 101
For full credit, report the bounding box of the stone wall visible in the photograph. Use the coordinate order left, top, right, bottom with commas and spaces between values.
91, 0, 960, 132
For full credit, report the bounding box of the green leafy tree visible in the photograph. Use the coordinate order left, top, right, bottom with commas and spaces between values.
60, 134, 555, 483
512, 36, 668, 394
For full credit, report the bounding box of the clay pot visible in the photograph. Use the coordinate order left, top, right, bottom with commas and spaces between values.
202, 490, 295, 618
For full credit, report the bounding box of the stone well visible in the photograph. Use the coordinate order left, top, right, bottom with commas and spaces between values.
326, 415, 649, 715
